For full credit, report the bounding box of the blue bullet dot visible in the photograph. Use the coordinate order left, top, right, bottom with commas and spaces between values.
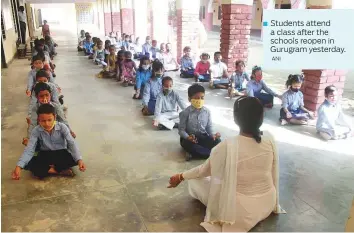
263, 21, 268, 26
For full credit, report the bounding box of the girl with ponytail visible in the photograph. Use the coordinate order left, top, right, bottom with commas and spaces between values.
280, 74, 314, 125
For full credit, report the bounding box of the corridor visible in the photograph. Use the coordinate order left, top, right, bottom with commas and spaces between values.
1, 29, 353, 232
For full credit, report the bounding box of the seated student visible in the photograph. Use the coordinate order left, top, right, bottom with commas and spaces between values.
97, 45, 117, 79
23, 82, 75, 146
142, 36, 152, 57
132, 37, 143, 59
142, 60, 164, 116
93, 40, 107, 67
28, 69, 61, 115
246, 66, 281, 108
89, 37, 99, 59
12, 104, 86, 180
209, 51, 229, 89
116, 49, 125, 81
83, 35, 94, 55
121, 35, 130, 51
179, 84, 221, 161
194, 53, 211, 82
107, 32, 117, 46
32, 40, 51, 64
180, 46, 195, 78
77, 30, 86, 51
149, 40, 159, 60
134, 56, 151, 99
316, 85, 353, 141
228, 60, 250, 98
26, 56, 56, 97
280, 74, 314, 125
153, 76, 187, 130
157, 42, 179, 71
121, 51, 137, 87
104, 39, 111, 63
44, 35, 57, 58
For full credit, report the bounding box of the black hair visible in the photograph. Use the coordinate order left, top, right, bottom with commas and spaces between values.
138, 56, 150, 72
124, 50, 132, 58
34, 82, 51, 96
32, 55, 45, 62
36, 69, 50, 80
214, 51, 222, 57
234, 96, 264, 143
286, 74, 304, 88
124, 35, 130, 39
109, 45, 116, 51
200, 53, 210, 60
324, 85, 337, 96
44, 35, 51, 41
251, 65, 262, 79
183, 46, 191, 53
162, 76, 173, 85
188, 84, 205, 98
19, 6, 24, 11
235, 60, 245, 67
151, 60, 164, 78
37, 103, 56, 116
104, 39, 111, 47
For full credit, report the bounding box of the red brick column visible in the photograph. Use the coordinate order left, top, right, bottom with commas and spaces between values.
104, 13, 113, 36
220, 4, 252, 72
112, 12, 121, 33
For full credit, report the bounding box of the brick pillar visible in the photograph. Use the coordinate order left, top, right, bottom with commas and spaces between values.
176, 0, 200, 63
220, 0, 253, 73
111, 0, 121, 33
298, 0, 347, 112
103, 0, 113, 36
120, 0, 134, 35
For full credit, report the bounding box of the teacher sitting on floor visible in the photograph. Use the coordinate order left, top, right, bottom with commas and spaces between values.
168, 96, 285, 232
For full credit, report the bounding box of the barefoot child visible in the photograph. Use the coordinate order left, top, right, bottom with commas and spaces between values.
280, 74, 314, 125
134, 56, 151, 99
93, 40, 107, 66
194, 53, 210, 82
153, 76, 187, 130
142, 60, 164, 116
246, 66, 281, 108
121, 51, 137, 86
12, 104, 86, 180
179, 84, 221, 161
228, 60, 250, 98
316, 85, 353, 140
209, 52, 229, 89
116, 49, 125, 80
97, 45, 117, 78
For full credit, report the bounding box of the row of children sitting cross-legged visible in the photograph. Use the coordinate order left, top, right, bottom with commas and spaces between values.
12, 42, 87, 180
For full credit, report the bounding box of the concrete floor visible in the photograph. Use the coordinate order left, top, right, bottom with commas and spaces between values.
1, 29, 354, 232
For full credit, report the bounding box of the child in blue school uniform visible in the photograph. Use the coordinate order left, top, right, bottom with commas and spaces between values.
83, 35, 94, 55
134, 56, 152, 99
178, 84, 221, 161
316, 85, 353, 141
246, 66, 281, 108
180, 46, 195, 78
12, 104, 86, 180
142, 60, 164, 116
280, 74, 314, 125
228, 60, 250, 98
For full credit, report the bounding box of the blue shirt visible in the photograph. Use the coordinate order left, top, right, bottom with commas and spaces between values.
28, 82, 60, 116
281, 89, 304, 111
246, 79, 277, 97
154, 90, 187, 120
316, 100, 352, 134
142, 43, 151, 55
136, 69, 152, 89
122, 41, 130, 50
142, 78, 162, 106
83, 41, 93, 53
29, 101, 70, 136
230, 71, 250, 89
17, 122, 82, 168
180, 56, 194, 70
178, 106, 214, 139
149, 47, 159, 59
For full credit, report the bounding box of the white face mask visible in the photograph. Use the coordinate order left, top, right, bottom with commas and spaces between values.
142, 65, 150, 70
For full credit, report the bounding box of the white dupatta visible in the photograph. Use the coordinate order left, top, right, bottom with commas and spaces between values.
204, 135, 286, 226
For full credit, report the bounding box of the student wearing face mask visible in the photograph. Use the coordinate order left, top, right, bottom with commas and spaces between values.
280, 75, 314, 125
142, 60, 164, 116
316, 85, 353, 141
153, 76, 187, 130
228, 60, 250, 98
142, 36, 152, 57
194, 53, 211, 82
122, 35, 131, 51
134, 56, 152, 99
178, 84, 221, 161
246, 66, 281, 108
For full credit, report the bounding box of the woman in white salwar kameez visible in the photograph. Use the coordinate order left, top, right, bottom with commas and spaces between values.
168, 96, 285, 232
